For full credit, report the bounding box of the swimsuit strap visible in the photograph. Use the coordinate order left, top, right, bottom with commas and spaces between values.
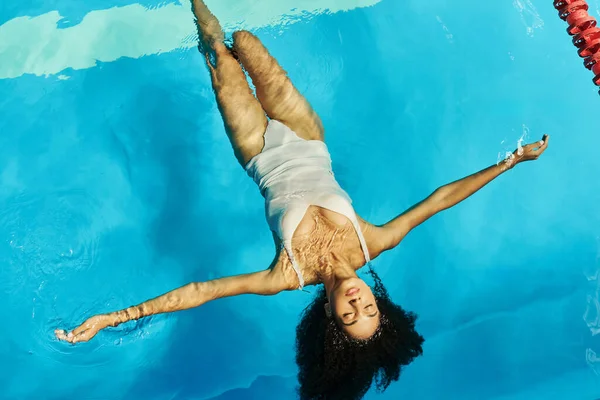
350, 216, 371, 264
283, 239, 305, 290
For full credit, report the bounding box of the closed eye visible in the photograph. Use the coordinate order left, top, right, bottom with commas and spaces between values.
341, 310, 379, 326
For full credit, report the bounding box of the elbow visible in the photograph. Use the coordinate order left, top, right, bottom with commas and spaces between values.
262, 270, 285, 295
191, 281, 212, 304
263, 286, 281, 296
431, 186, 451, 212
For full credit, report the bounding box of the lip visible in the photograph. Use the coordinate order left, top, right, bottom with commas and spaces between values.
345, 287, 360, 296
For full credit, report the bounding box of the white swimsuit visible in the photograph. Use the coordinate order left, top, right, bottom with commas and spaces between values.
245, 120, 371, 289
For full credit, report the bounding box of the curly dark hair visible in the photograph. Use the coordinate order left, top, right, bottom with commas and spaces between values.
295, 267, 424, 400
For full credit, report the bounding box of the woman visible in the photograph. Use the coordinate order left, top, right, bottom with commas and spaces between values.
56, 1, 550, 398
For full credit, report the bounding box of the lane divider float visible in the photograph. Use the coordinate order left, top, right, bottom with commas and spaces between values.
554, 0, 600, 92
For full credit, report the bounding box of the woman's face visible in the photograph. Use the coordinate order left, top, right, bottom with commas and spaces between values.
328, 277, 380, 339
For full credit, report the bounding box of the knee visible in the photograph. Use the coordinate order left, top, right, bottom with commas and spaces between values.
232, 30, 265, 55
232, 30, 254, 45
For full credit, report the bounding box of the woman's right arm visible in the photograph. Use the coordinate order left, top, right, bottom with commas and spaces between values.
55, 269, 281, 344
362, 135, 549, 257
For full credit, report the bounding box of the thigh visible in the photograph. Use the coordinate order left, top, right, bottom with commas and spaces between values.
232, 31, 324, 142
208, 43, 268, 166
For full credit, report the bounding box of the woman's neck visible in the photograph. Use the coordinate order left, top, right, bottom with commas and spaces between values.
319, 256, 357, 294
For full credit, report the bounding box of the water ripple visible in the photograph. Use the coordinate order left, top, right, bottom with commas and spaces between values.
0, 189, 106, 362
1, 189, 101, 276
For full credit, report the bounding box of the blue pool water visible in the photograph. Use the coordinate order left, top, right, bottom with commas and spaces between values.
1, 0, 600, 399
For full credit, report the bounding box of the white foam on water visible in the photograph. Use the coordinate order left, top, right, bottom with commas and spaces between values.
496, 124, 530, 168
0, 0, 380, 79
512, 0, 544, 37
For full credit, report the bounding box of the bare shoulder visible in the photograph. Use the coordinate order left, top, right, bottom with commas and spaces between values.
271, 253, 307, 291
357, 216, 390, 260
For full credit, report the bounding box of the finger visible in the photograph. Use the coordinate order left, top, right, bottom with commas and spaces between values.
524, 141, 543, 151
55, 329, 69, 341
524, 135, 548, 152
55, 329, 80, 343
532, 135, 550, 155
541, 134, 549, 148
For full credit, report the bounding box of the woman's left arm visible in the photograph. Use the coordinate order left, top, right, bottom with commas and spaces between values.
371, 135, 549, 253
55, 269, 282, 344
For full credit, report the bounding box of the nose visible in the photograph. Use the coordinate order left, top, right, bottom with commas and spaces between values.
349, 297, 362, 305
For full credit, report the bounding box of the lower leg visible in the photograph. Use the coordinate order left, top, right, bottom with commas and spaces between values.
191, 0, 224, 51
189, 1, 267, 166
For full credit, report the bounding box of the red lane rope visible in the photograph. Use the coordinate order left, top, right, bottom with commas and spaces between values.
554, 0, 600, 91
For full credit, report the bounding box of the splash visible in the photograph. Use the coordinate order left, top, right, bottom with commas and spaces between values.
435, 16, 454, 43
513, 0, 545, 37
496, 124, 530, 168
593, 0, 600, 17
584, 237, 600, 374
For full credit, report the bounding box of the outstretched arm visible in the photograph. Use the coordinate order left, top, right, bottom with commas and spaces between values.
55, 269, 282, 344
372, 135, 549, 253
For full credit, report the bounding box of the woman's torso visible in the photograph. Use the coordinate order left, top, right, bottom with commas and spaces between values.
246, 120, 378, 289
269, 206, 378, 289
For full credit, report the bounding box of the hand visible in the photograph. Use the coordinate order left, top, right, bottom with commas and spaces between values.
505, 134, 550, 168
55, 314, 113, 344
